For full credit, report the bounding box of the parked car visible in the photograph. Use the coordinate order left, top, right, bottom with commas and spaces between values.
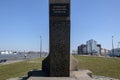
0, 59, 7, 63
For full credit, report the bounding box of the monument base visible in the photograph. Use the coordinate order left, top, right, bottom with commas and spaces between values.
27, 70, 93, 80
27, 55, 92, 79
42, 55, 78, 77
42, 55, 50, 75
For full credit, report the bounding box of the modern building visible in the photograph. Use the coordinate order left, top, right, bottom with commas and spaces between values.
86, 39, 99, 55
78, 39, 103, 56
78, 44, 87, 55
110, 48, 120, 57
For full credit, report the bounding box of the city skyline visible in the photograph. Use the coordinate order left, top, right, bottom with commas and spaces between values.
0, 0, 120, 52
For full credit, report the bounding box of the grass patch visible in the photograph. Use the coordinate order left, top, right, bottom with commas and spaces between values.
0, 58, 44, 80
0, 56, 120, 79
74, 55, 120, 79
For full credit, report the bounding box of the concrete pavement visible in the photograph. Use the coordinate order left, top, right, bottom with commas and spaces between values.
27, 70, 93, 80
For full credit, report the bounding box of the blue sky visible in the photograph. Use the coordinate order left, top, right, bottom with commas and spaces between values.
0, 0, 120, 52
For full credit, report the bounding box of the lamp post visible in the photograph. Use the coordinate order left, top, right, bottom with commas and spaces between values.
112, 36, 114, 57
40, 36, 42, 58
117, 36, 120, 48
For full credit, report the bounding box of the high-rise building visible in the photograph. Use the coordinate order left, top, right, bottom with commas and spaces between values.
78, 39, 102, 55
86, 39, 98, 55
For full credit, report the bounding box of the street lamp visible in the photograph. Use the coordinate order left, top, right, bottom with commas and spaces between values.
40, 36, 42, 58
117, 36, 120, 48
112, 36, 114, 57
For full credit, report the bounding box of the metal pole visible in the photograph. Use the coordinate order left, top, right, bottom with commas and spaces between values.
40, 36, 42, 58
112, 36, 114, 57
117, 36, 120, 48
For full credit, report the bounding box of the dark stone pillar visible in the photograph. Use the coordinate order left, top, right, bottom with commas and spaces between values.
42, 0, 70, 77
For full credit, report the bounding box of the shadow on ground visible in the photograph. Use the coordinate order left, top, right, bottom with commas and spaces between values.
20, 69, 48, 80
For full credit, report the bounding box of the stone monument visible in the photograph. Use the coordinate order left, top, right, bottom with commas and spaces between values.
27, 0, 93, 79
42, 0, 70, 77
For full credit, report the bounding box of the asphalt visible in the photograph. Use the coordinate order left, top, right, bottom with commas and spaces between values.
0, 53, 44, 65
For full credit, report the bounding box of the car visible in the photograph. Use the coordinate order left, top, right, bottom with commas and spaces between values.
0, 59, 7, 63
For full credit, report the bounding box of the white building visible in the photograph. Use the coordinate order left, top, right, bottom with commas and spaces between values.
86, 39, 99, 55
101, 48, 110, 56
0, 51, 13, 54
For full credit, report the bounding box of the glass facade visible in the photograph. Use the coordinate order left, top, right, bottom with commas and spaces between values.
86, 39, 98, 55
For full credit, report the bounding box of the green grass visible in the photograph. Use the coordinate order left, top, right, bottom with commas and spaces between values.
74, 55, 120, 79
0, 58, 44, 80
0, 56, 120, 80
